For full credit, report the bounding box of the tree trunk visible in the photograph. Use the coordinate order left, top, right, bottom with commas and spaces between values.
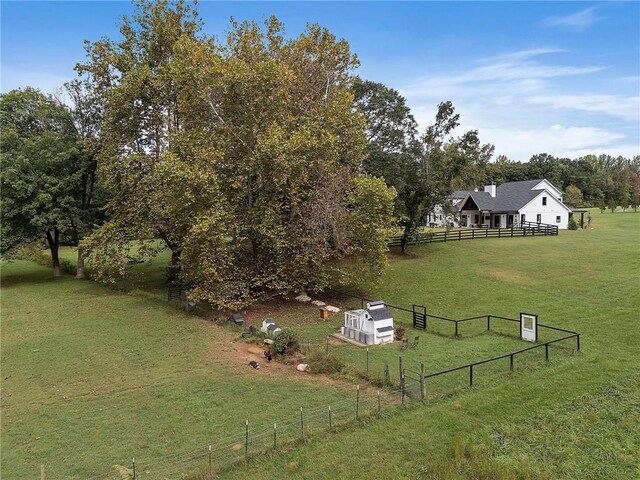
76, 247, 85, 279
46, 229, 61, 277
400, 223, 413, 254
167, 248, 182, 284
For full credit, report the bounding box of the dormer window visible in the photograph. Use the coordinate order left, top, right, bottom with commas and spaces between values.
542, 197, 547, 206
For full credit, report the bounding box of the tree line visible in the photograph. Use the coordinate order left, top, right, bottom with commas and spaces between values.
484, 153, 640, 212
1, 0, 637, 308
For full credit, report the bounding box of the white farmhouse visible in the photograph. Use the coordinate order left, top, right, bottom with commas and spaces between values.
260, 318, 281, 336
341, 301, 394, 345
426, 179, 574, 229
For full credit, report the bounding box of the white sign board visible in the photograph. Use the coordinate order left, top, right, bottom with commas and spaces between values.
520, 313, 538, 342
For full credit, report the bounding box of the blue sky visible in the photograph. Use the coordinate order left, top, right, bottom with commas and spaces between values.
2, 1, 639, 160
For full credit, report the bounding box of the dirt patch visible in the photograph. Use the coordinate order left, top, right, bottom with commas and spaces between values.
481, 267, 539, 286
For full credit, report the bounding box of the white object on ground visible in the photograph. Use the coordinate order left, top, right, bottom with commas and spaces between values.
324, 305, 340, 313
311, 300, 326, 306
296, 363, 310, 372
295, 294, 312, 302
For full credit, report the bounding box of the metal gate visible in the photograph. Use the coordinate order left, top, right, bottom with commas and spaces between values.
413, 304, 427, 330
402, 366, 425, 400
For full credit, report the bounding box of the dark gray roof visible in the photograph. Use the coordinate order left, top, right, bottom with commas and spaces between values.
367, 307, 392, 321
377, 326, 394, 333
452, 190, 471, 199
468, 191, 496, 210
492, 180, 545, 211
267, 323, 280, 331
456, 179, 561, 213
368, 300, 385, 307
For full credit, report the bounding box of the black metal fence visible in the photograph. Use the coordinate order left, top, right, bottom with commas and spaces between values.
388, 221, 559, 248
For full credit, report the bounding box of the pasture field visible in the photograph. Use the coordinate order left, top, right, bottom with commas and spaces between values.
1, 210, 639, 479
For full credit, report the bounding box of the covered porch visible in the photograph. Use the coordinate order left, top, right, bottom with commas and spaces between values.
569, 208, 589, 228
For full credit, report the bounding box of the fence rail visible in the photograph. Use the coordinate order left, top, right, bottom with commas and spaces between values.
388, 221, 558, 247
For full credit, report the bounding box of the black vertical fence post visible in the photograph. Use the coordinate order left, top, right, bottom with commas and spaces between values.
273, 423, 277, 449
244, 420, 249, 462
469, 365, 473, 386
384, 364, 390, 384
300, 407, 304, 439
132, 458, 136, 480
328, 405, 332, 429
487, 315, 491, 331
576, 334, 581, 352
356, 385, 360, 419
366, 348, 369, 376
401, 374, 406, 405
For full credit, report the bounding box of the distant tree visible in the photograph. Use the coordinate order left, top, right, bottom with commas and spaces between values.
631, 173, 640, 212
1, 88, 81, 276
63, 79, 107, 278
564, 185, 584, 207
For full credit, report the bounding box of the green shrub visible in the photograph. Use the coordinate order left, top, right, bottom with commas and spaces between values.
568, 218, 578, 230
305, 351, 345, 375
272, 328, 300, 356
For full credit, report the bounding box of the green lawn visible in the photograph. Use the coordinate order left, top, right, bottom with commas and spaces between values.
2, 210, 639, 479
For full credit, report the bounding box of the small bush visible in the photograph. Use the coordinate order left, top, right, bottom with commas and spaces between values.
305, 351, 345, 375
568, 218, 578, 230
394, 325, 406, 341
272, 328, 301, 356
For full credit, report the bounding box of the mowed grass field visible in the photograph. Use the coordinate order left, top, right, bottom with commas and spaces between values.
1, 210, 639, 479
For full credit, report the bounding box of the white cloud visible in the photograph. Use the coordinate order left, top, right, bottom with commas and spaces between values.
529, 93, 640, 121
400, 49, 605, 101
476, 124, 633, 160
398, 48, 639, 161
540, 6, 605, 32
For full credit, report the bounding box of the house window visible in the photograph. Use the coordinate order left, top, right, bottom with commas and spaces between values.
474, 214, 479, 224
542, 197, 547, 206
461, 214, 467, 227
520, 214, 525, 223
536, 214, 542, 223
556, 216, 561, 223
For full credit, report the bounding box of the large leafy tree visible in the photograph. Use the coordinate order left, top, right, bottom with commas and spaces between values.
353, 80, 493, 252
80, 2, 395, 307
1, 88, 82, 276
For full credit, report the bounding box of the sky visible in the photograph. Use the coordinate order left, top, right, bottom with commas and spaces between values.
1, 1, 639, 161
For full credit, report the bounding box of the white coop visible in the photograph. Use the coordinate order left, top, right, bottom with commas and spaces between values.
341, 301, 394, 345
260, 318, 281, 336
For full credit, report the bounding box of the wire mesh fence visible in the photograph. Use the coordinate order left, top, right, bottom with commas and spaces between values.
86, 385, 402, 480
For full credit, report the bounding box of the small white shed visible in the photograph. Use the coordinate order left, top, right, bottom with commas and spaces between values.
260, 318, 281, 336
341, 301, 394, 345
